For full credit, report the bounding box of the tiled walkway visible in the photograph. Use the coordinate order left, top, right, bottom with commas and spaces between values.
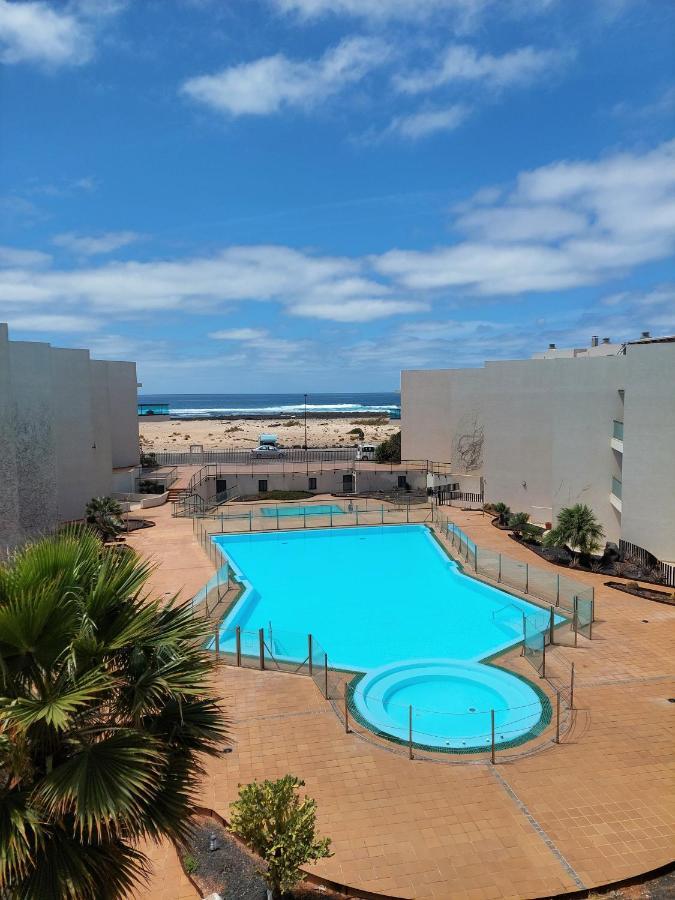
127, 505, 675, 899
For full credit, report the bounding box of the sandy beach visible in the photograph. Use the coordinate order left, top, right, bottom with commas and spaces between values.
139, 416, 399, 452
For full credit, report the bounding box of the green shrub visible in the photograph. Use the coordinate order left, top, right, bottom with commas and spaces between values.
230, 775, 332, 899
493, 501, 511, 526
544, 504, 604, 559
183, 854, 199, 874
375, 431, 401, 463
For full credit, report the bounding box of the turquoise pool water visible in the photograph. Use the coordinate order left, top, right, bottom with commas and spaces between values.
260, 504, 344, 518
351, 660, 543, 749
212, 525, 560, 671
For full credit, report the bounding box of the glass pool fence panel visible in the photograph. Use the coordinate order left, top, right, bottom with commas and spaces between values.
310, 635, 328, 698
475, 547, 501, 582
499, 556, 528, 595
574, 594, 593, 640
262, 626, 312, 675
523, 614, 546, 677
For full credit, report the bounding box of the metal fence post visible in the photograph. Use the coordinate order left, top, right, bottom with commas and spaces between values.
408, 705, 413, 760
541, 640, 546, 679
381, 505, 384, 525
498, 553, 502, 582
249, 511, 252, 532
591, 586, 595, 621
549, 606, 555, 645
573, 597, 578, 647
490, 709, 495, 764
556, 573, 560, 607
589, 599, 594, 639
525, 562, 529, 594
259, 628, 265, 670
308, 634, 313, 675
555, 692, 560, 743
323, 654, 328, 699
344, 694, 349, 733
215, 624, 220, 659
474, 546, 478, 573
570, 663, 575, 710
521, 613, 526, 656
236, 626, 241, 666
406, 504, 409, 523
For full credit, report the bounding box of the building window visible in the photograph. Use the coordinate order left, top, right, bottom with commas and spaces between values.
308, 477, 317, 491
216, 478, 227, 494
397, 475, 407, 488
342, 474, 354, 491
258, 479, 268, 493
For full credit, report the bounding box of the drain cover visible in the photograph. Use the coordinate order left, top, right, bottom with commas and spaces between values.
468, 707, 476, 712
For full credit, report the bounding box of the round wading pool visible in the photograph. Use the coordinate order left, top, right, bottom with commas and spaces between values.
350, 659, 546, 751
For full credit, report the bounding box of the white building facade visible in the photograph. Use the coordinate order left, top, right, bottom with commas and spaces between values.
401, 336, 675, 570
0, 324, 139, 550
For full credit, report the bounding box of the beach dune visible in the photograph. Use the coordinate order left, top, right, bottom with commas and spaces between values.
139, 416, 399, 452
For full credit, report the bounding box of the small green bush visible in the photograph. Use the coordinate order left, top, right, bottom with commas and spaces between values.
182, 854, 199, 874
375, 431, 401, 463
230, 775, 332, 899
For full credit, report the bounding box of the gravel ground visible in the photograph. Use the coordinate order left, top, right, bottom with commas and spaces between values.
183, 815, 345, 900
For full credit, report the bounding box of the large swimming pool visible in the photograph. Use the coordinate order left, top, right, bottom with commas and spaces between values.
212, 525, 557, 670
211, 525, 560, 749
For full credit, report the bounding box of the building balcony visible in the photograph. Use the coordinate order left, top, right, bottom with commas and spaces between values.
611, 419, 624, 453
610, 475, 622, 512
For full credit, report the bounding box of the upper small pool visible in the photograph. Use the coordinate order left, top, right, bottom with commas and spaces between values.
260, 504, 344, 518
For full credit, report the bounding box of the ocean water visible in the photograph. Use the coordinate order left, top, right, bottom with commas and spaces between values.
138, 392, 400, 418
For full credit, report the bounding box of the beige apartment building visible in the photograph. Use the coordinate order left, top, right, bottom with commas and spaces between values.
402, 334, 675, 572
0, 324, 139, 550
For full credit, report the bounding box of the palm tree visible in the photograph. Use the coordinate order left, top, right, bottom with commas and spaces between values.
85, 496, 124, 541
508, 511, 530, 536
544, 504, 605, 560
0, 527, 227, 899
493, 501, 511, 527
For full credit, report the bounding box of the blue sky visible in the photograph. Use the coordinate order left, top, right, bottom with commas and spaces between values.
0, 0, 674, 391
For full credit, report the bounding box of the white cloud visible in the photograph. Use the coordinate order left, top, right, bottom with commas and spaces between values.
52, 231, 140, 256
385, 105, 469, 140
181, 36, 390, 116
376, 139, 675, 294
0, 244, 413, 323
0, 0, 91, 66
2, 312, 102, 332
209, 328, 268, 340
0, 245, 51, 268
456, 205, 587, 241
269, 0, 555, 26
395, 44, 566, 95
0, 0, 122, 67
288, 298, 428, 321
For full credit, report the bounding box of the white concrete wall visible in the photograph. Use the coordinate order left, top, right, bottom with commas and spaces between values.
104, 361, 139, 467
8, 340, 59, 536
0, 325, 139, 547
621, 342, 675, 562
401, 370, 454, 462
0, 325, 21, 551
402, 342, 675, 561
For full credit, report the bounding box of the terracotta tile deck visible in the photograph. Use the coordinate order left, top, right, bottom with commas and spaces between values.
126, 505, 675, 899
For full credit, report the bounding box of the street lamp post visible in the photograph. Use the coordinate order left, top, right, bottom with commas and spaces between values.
304, 393, 308, 476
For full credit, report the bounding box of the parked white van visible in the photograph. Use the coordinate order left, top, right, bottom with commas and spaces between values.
356, 443, 377, 460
